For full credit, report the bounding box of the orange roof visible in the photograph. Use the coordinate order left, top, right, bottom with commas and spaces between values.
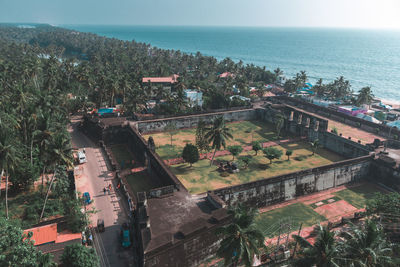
219, 72, 234, 78
24, 223, 58, 246
142, 74, 179, 84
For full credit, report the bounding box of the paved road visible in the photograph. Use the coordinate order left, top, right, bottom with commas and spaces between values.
69, 116, 134, 267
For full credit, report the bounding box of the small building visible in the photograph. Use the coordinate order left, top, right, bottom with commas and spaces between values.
337, 106, 367, 116
142, 74, 179, 98
218, 72, 235, 78
184, 89, 203, 107
277, 74, 286, 86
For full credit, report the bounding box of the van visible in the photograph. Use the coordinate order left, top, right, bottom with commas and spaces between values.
78, 151, 87, 164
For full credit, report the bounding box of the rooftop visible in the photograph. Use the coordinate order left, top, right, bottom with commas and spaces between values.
142, 74, 179, 84
24, 223, 58, 246
142, 190, 229, 253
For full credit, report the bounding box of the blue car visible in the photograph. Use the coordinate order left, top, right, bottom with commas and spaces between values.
120, 223, 131, 248
83, 192, 92, 205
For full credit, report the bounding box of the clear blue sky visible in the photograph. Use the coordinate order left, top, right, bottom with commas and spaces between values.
1, 0, 399, 28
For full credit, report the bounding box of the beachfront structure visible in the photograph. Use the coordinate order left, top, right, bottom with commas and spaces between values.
337, 105, 367, 116
218, 72, 235, 78
184, 89, 203, 107
142, 74, 179, 97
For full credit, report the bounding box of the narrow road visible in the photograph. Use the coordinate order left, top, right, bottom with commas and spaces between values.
69, 116, 134, 267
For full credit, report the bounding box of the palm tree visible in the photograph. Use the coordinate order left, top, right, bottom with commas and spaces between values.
39, 132, 73, 222
216, 205, 265, 267
337, 220, 396, 267
293, 224, 339, 267
0, 136, 19, 219
356, 86, 374, 108
205, 116, 233, 166
310, 139, 320, 156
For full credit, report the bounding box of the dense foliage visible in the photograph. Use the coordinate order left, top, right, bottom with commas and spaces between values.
61, 243, 99, 267
0, 217, 55, 267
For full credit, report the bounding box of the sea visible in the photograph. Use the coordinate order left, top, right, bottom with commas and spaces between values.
62, 25, 400, 102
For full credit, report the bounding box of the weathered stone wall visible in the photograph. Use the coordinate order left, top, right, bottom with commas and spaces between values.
322, 132, 370, 158
136, 109, 257, 133
274, 96, 397, 140
213, 155, 373, 207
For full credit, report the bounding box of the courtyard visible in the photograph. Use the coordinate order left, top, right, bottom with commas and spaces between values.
143, 120, 287, 160
170, 141, 344, 194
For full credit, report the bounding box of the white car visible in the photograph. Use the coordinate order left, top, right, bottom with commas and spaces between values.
77, 151, 87, 164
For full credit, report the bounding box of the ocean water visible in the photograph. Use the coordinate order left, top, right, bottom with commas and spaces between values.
63, 25, 400, 101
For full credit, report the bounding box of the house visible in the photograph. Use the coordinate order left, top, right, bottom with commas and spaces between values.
184, 89, 203, 107
218, 72, 235, 78
142, 74, 179, 98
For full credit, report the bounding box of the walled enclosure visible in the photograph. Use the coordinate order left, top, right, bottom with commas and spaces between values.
83, 104, 376, 267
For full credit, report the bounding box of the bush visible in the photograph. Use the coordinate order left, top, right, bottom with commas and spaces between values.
182, 143, 200, 167
227, 145, 243, 160
331, 127, 338, 135
61, 243, 99, 267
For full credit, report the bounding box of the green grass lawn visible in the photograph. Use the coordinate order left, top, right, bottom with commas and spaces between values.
125, 171, 165, 195
255, 203, 326, 238
333, 183, 385, 209
110, 144, 136, 169
144, 120, 284, 160
170, 142, 344, 194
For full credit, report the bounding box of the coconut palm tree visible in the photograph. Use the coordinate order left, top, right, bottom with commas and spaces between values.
205, 116, 233, 166
216, 204, 265, 267
356, 86, 374, 108
311, 139, 320, 156
293, 224, 339, 267
39, 132, 73, 222
0, 136, 20, 219
337, 220, 396, 267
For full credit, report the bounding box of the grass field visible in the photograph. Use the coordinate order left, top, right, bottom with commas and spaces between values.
143, 120, 285, 160
125, 171, 165, 195
170, 142, 344, 194
333, 183, 384, 209
110, 144, 137, 169
255, 203, 326, 238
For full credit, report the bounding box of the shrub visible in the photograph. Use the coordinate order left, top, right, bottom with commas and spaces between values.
251, 141, 262, 155
263, 147, 283, 164
331, 127, 338, 135
228, 145, 243, 160
182, 143, 200, 167
61, 244, 99, 267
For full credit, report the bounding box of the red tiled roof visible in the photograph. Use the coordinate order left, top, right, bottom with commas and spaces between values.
24, 223, 58, 246
142, 74, 179, 84
219, 72, 234, 78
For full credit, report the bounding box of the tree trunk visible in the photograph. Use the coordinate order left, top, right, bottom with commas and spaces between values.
170, 135, 173, 146
39, 169, 57, 222
30, 136, 34, 165
0, 169, 3, 198
210, 148, 217, 166
5, 169, 8, 219
41, 165, 46, 196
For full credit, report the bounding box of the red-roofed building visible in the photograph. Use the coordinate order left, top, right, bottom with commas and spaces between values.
24, 223, 58, 246
142, 74, 179, 84
142, 74, 180, 98
218, 72, 235, 78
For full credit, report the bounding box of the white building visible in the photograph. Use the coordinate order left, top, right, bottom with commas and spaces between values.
184, 90, 203, 107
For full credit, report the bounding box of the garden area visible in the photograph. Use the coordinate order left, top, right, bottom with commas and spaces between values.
143, 120, 287, 160
170, 141, 344, 194
254, 183, 385, 238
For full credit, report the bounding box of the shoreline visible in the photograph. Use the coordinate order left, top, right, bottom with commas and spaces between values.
378, 98, 400, 109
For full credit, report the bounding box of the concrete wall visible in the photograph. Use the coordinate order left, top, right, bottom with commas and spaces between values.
275, 96, 396, 140
213, 155, 372, 207
136, 109, 257, 134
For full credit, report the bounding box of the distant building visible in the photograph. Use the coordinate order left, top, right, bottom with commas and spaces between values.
277, 74, 286, 86
184, 89, 203, 107
218, 72, 235, 78
142, 74, 180, 98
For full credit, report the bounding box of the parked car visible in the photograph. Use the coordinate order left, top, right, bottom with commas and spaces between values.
83, 192, 92, 205
97, 219, 105, 233
77, 150, 87, 164
119, 222, 131, 248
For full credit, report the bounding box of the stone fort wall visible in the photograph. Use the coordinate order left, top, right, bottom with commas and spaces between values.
213, 155, 372, 207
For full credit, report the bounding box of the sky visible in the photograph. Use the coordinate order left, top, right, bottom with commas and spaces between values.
0, 0, 399, 29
